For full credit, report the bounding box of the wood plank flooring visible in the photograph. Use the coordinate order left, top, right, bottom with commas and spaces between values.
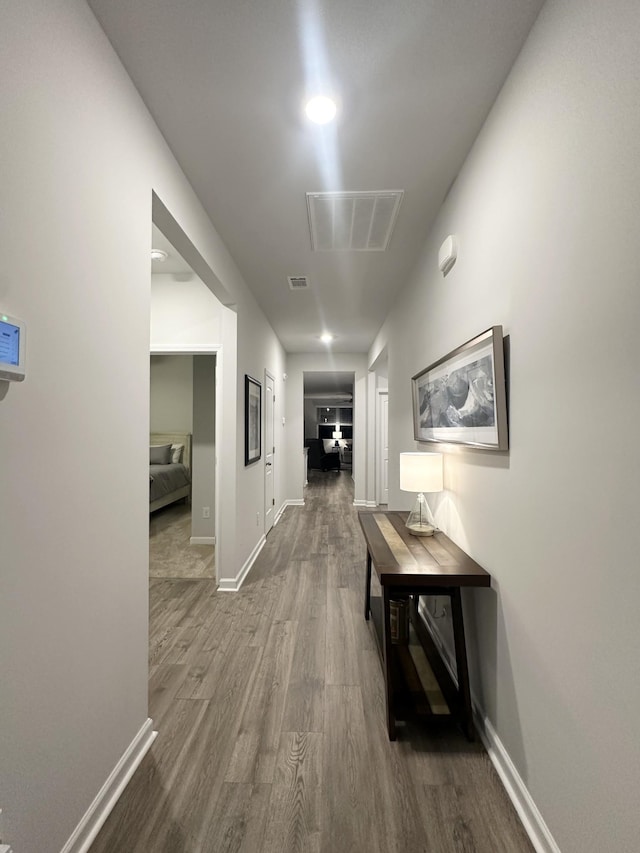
90, 471, 534, 853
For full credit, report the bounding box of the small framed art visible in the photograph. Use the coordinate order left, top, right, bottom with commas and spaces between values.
244, 374, 262, 465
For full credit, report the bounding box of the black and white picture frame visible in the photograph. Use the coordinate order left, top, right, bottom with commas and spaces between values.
412, 326, 508, 450
244, 374, 262, 465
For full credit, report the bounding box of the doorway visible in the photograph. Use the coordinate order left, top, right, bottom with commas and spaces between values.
303, 371, 354, 479
150, 218, 223, 584
149, 353, 217, 580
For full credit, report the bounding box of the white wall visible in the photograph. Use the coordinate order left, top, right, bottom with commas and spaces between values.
0, 2, 284, 850
150, 273, 223, 351
370, 1, 640, 850
285, 354, 368, 504
150, 354, 193, 433
235, 305, 286, 569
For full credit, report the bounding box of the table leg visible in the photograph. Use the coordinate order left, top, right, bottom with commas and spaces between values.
382, 586, 396, 740
364, 550, 372, 620
450, 587, 474, 741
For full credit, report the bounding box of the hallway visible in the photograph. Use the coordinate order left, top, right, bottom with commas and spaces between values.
91, 471, 533, 853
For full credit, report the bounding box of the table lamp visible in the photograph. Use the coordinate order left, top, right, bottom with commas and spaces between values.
399, 452, 443, 536
332, 430, 342, 447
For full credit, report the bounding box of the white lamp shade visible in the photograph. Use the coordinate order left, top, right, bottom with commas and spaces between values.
332, 431, 342, 439
400, 452, 443, 493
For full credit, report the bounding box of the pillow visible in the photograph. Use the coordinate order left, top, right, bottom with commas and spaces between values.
170, 443, 184, 464
150, 443, 172, 465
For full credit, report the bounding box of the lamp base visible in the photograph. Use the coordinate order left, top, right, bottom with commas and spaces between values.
405, 521, 436, 537
405, 492, 437, 537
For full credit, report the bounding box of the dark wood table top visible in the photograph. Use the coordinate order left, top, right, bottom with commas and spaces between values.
358, 510, 491, 588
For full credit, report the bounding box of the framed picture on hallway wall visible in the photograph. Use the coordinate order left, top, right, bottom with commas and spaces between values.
411, 326, 508, 451
245, 374, 262, 465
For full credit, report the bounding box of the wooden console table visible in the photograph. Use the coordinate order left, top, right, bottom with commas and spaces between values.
358, 511, 490, 741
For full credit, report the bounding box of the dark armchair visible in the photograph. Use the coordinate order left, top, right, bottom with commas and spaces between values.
305, 438, 340, 472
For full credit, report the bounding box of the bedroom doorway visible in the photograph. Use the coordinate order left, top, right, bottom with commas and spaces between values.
151, 194, 237, 588
149, 352, 217, 580
149, 211, 224, 583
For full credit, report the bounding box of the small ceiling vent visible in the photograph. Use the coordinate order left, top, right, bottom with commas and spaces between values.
306, 190, 404, 252
288, 275, 310, 290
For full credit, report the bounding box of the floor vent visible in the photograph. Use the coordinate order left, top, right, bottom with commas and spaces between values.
306, 190, 403, 252
288, 275, 310, 290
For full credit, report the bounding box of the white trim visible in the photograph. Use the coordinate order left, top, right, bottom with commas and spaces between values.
417, 604, 560, 853
353, 499, 377, 507
478, 715, 561, 853
61, 719, 157, 853
264, 368, 276, 538
376, 390, 389, 505
190, 536, 215, 546
273, 499, 302, 525
217, 535, 266, 592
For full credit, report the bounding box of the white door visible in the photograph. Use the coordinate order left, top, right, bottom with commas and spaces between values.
378, 391, 389, 505
264, 370, 275, 534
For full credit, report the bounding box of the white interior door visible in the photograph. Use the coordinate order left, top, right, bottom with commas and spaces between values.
378, 391, 389, 505
264, 370, 275, 534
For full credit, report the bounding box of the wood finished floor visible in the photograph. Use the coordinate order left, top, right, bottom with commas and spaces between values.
90, 471, 534, 853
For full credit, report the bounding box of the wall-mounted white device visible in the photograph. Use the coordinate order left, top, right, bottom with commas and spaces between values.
438, 235, 457, 276
0, 313, 26, 381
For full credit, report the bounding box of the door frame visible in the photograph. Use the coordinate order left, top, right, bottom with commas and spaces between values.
264, 368, 276, 536
376, 389, 389, 506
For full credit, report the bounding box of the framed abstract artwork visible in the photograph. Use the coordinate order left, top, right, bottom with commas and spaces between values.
244, 374, 262, 465
412, 326, 508, 450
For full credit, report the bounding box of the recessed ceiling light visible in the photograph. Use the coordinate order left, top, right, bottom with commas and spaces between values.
151, 249, 168, 262
320, 333, 334, 344
305, 95, 337, 125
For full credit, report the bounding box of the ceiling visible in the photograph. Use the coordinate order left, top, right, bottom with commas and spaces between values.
90, 0, 544, 354
304, 370, 353, 401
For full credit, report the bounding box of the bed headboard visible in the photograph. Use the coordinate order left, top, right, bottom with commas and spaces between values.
150, 432, 192, 474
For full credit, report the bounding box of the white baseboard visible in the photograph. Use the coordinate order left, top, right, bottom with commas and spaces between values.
61, 718, 157, 853
273, 500, 297, 525
353, 500, 377, 507
190, 536, 215, 546
418, 605, 560, 853
217, 534, 266, 592
478, 715, 561, 853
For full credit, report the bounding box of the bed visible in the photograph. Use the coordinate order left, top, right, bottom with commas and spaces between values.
150, 432, 192, 513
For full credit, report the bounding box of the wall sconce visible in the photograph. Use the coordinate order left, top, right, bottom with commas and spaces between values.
399, 452, 443, 536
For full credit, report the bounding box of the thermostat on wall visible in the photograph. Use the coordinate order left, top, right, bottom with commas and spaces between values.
0, 312, 26, 381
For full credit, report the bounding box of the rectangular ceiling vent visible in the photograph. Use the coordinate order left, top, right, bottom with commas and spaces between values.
288, 275, 310, 290
306, 190, 404, 252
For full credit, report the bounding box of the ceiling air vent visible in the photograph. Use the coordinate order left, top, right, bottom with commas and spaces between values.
306, 190, 404, 252
288, 275, 310, 290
